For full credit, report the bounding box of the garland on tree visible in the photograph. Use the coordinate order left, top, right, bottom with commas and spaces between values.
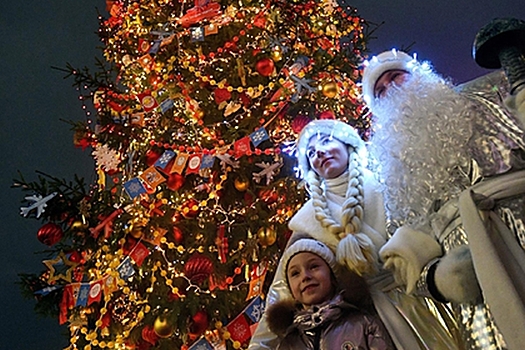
15, 0, 375, 348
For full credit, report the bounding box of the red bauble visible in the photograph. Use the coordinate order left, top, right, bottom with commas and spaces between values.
318, 110, 335, 120
166, 172, 185, 191
68, 251, 82, 263
145, 149, 162, 167
141, 325, 159, 346
172, 226, 184, 245
213, 88, 231, 104
189, 310, 209, 340
37, 223, 64, 246
184, 254, 213, 285
255, 58, 275, 77
291, 114, 311, 134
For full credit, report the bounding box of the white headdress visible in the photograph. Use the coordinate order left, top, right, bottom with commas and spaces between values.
361, 49, 417, 105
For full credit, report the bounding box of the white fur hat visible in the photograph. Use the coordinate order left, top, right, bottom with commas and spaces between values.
361, 49, 417, 105
281, 238, 338, 284
296, 119, 364, 178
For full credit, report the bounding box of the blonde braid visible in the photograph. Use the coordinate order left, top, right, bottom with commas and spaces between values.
340, 150, 364, 236
337, 148, 378, 275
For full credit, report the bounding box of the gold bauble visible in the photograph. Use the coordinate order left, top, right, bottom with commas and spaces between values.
129, 224, 145, 239
153, 315, 174, 338
70, 220, 88, 232
234, 177, 249, 192
322, 81, 338, 98
257, 226, 277, 247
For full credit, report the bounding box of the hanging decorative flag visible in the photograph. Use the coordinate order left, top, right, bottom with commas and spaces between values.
118, 257, 135, 279
103, 274, 119, 296
233, 136, 251, 159
204, 24, 218, 36
160, 98, 174, 113
186, 154, 202, 174
138, 38, 151, 53
88, 280, 104, 305
226, 313, 251, 344
142, 226, 168, 246
154, 150, 176, 170
200, 154, 215, 169
148, 39, 161, 54
59, 284, 74, 324
246, 262, 268, 300
139, 166, 166, 189
124, 178, 147, 199
34, 285, 62, 296
171, 152, 189, 174
249, 127, 269, 147
76, 283, 91, 307
190, 27, 205, 42
137, 91, 159, 112
129, 242, 150, 266
244, 296, 265, 323
138, 54, 155, 73
188, 336, 214, 350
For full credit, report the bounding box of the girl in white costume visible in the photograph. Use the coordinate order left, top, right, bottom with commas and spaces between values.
249, 119, 462, 350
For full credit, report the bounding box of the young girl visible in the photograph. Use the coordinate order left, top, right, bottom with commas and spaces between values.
266, 236, 395, 350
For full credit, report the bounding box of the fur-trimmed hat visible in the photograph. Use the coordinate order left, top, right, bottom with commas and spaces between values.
361, 49, 417, 105
296, 119, 364, 178
281, 238, 338, 287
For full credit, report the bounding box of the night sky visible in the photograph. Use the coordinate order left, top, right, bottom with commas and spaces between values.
1, 1, 524, 348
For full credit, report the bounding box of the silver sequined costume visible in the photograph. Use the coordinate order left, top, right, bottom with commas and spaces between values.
385, 71, 525, 350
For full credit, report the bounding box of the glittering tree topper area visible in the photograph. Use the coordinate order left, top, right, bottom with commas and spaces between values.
15, 0, 374, 349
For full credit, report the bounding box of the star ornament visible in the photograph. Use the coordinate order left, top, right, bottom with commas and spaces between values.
43, 251, 79, 283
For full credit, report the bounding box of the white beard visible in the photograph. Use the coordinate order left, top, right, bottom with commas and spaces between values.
369, 68, 474, 227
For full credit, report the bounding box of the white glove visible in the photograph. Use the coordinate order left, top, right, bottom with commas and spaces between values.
379, 226, 442, 294
504, 88, 525, 129
434, 245, 482, 304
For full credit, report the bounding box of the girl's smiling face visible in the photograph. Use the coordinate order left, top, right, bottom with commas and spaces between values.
306, 135, 349, 179
287, 252, 335, 306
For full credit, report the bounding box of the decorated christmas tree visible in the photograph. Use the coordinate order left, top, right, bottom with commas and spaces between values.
16, 0, 373, 348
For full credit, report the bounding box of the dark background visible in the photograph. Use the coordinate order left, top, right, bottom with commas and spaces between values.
1, 1, 524, 348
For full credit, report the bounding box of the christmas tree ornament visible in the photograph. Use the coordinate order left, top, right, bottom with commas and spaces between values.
255, 57, 275, 77
184, 253, 213, 284
68, 250, 82, 263
271, 46, 283, 61
73, 129, 91, 150
189, 310, 209, 340
145, 148, 162, 167
291, 114, 311, 134
110, 293, 137, 325
129, 223, 145, 239
172, 226, 184, 245
153, 315, 174, 338
166, 172, 185, 191
37, 222, 64, 246
142, 325, 159, 345
318, 110, 335, 119
43, 251, 79, 283
234, 176, 249, 191
70, 219, 88, 233
321, 81, 339, 98
256, 226, 277, 247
